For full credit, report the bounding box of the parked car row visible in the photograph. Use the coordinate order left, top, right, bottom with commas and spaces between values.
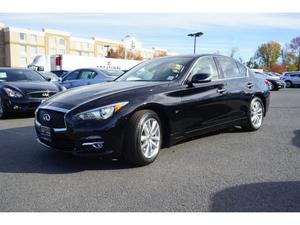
282, 71, 300, 88
253, 72, 286, 91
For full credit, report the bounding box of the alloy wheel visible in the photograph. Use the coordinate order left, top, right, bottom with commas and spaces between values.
250, 99, 263, 129
140, 118, 161, 159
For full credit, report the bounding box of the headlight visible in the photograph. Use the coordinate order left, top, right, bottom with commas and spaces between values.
74, 102, 128, 120
3, 87, 23, 98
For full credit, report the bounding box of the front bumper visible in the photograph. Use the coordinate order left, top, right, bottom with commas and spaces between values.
35, 119, 124, 158
3, 97, 42, 113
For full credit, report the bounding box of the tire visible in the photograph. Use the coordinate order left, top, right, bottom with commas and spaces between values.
285, 81, 293, 88
242, 97, 264, 131
0, 97, 7, 119
123, 110, 162, 166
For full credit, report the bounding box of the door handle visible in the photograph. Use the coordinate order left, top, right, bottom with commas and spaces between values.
247, 83, 254, 88
217, 88, 226, 94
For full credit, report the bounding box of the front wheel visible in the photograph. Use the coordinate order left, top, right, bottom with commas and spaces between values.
242, 97, 264, 131
285, 81, 293, 88
0, 97, 7, 119
123, 110, 162, 166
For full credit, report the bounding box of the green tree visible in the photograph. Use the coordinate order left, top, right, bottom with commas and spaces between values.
290, 37, 300, 70
255, 41, 281, 69
246, 56, 260, 69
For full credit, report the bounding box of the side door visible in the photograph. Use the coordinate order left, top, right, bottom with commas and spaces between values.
215, 56, 252, 120
61, 70, 80, 89
295, 73, 300, 85
179, 56, 230, 135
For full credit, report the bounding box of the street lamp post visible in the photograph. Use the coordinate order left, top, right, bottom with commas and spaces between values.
187, 32, 204, 54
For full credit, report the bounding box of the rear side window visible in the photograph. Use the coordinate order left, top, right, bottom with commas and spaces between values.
236, 62, 247, 77
190, 56, 219, 80
79, 70, 97, 79
217, 57, 241, 79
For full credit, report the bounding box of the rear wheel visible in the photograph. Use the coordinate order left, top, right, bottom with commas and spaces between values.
123, 110, 162, 166
285, 81, 293, 88
242, 97, 264, 131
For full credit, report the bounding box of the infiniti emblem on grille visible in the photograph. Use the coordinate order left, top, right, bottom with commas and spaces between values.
42, 91, 50, 97
43, 113, 51, 121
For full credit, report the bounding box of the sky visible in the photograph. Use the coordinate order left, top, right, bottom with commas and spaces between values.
0, 13, 300, 61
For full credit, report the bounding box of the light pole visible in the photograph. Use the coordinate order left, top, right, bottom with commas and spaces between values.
187, 32, 203, 54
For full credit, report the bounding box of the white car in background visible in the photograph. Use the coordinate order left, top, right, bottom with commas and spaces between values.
282, 72, 300, 88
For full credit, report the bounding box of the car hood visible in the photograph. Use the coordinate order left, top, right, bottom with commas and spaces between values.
43, 81, 166, 110
2, 81, 61, 94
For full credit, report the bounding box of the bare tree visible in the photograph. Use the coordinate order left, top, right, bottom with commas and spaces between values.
290, 37, 300, 70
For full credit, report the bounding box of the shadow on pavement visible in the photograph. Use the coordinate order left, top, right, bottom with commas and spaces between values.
292, 130, 300, 149
1, 113, 34, 120
210, 181, 300, 212
0, 126, 135, 174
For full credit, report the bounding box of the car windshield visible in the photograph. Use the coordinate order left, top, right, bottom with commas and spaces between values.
100, 70, 124, 77
116, 56, 193, 82
0, 69, 46, 82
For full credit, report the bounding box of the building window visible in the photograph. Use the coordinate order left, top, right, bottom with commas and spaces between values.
30, 46, 37, 55
19, 45, 27, 55
20, 57, 27, 67
49, 37, 56, 47
59, 39, 65, 49
75, 42, 81, 49
81, 42, 89, 51
29, 34, 37, 44
97, 45, 105, 53
19, 33, 26, 41
58, 49, 65, 54
50, 48, 57, 55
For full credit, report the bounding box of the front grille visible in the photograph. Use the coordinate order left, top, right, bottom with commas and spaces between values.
27, 91, 57, 99
37, 109, 66, 128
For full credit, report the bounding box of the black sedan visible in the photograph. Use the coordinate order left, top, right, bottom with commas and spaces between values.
254, 72, 285, 91
35, 54, 270, 166
0, 68, 65, 118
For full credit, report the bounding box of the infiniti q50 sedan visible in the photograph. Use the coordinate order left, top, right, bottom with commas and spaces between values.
35, 54, 270, 166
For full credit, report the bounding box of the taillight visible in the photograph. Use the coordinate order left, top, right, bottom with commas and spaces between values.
55, 55, 61, 70
264, 79, 269, 85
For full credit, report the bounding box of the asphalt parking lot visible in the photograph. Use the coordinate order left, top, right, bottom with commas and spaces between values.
0, 89, 299, 212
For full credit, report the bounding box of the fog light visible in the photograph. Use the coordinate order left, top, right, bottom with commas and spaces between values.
13, 105, 20, 110
92, 143, 103, 149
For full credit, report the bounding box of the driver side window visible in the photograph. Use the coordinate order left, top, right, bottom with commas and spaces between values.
64, 70, 80, 81
190, 57, 219, 80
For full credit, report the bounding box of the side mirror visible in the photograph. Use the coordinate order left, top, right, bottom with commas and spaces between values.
37, 66, 44, 71
45, 77, 52, 82
58, 77, 63, 82
187, 73, 212, 87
